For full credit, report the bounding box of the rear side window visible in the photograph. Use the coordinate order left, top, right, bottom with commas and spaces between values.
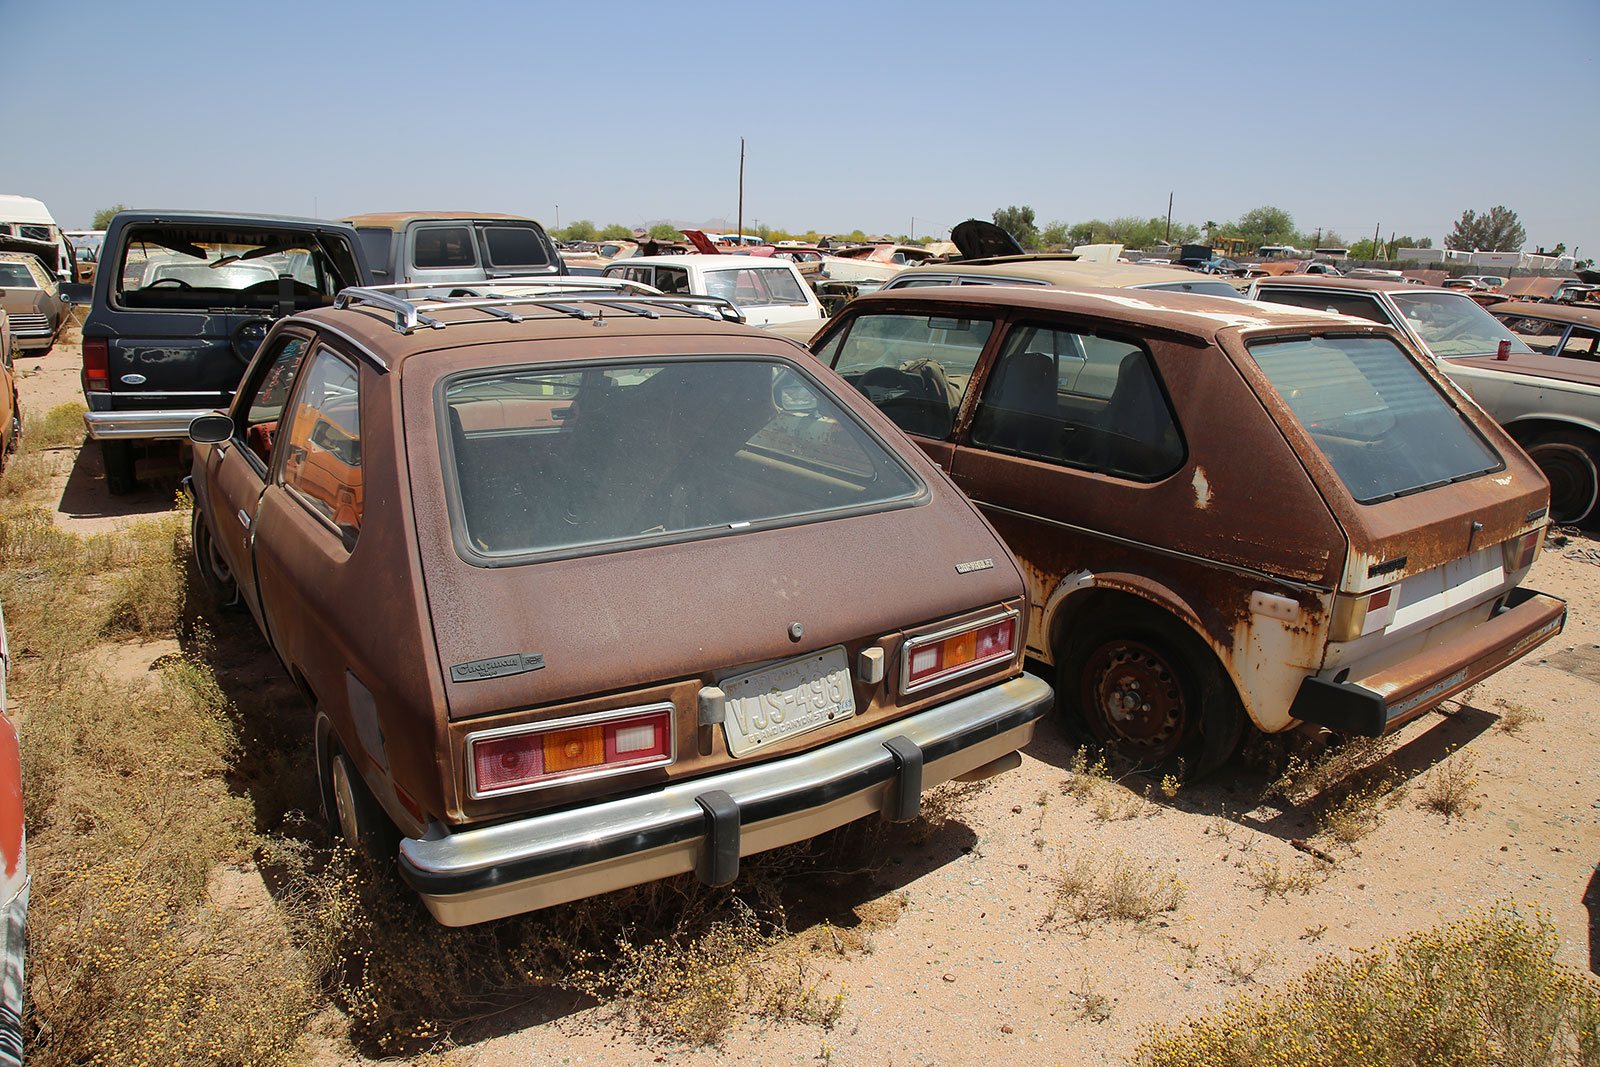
829, 312, 995, 438
441, 359, 923, 560
355, 228, 393, 277
1255, 287, 1392, 324
281, 349, 363, 537
1250, 335, 1501, 503
413, 227, 476, 269
483, 226, 552, 269
0, 264, 35, 288
971, 324, 1183, 480
703, 268, 808, 307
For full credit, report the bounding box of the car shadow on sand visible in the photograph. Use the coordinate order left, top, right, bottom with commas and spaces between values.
55, 439, 186, 525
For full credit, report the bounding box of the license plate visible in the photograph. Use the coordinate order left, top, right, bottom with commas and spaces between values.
721, 646, 857, 758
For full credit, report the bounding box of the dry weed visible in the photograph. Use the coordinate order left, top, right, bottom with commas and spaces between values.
24, 401, 89, 451
1492, 698, 1543, 735
1264, 734, 1396, 807
1048, 850, 1185, 925
1135, 903, 1600, 1067
1318, 787, 1383, 845
1243, 855, 1331, 899
1420, 751, 1482, 820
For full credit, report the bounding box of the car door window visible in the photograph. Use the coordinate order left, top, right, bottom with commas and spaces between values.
830, 312, 995, 438
1495, 314, 1568, 353
280, 348, 363, 538
232, 335, 311, 467
1557, 326, 1600, 360
655, 267, 690, 294
970, 324, 1183, 481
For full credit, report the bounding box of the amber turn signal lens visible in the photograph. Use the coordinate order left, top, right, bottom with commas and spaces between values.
542, 725, 604, 773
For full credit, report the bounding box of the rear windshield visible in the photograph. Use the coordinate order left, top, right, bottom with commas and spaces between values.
113, 225, 340, 311
1250, 335, 1502, 503
440, 358, 924, 560
1389, 292, 1533, 359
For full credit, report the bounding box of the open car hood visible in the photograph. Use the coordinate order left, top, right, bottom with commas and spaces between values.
950, 219, 1025, 260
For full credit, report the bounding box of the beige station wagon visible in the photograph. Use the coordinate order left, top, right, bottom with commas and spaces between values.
186, 282, 1052, 924
811, 285, 1565, 777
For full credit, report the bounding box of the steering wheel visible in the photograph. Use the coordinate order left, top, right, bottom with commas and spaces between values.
146, 278, 193, 290
231, 318, 273, 365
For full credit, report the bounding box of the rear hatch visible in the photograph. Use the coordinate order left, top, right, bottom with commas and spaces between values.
403, 342, 1028, 814
94, 215, 368, 406
1234, 327, 1550, 672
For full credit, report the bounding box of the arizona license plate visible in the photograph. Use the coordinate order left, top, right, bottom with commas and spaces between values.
721, 646, 857, 758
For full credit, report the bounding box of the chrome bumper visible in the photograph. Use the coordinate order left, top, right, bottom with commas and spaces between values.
400, 672, 1054, 926
83, 408, 214, 441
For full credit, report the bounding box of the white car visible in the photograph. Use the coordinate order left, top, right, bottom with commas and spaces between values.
603, 254, 825, 327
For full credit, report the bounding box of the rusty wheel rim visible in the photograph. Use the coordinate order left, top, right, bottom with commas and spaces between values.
1080, 638, 1186, 760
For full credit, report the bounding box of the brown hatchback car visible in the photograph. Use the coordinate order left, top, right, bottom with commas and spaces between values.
809, 286, 1565, 778
186, 283, 1052, 925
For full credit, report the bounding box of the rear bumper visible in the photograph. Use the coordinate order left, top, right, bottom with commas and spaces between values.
1290, 586, 1566, 736
399, 672, 1054, 926
83, 408, 214, 440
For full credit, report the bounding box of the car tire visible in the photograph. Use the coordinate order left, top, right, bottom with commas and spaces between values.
1521, 430, 1600, 526
6, 399, 18, 456
1056, 600, 1244, 781
190, 503, 239, 608
100, 439, 137, 495
325, 746, 400, 865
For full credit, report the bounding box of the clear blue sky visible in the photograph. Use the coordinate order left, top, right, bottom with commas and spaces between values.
7, 0, 1598, 255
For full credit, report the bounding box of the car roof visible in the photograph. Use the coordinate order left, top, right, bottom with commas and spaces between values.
892, 258, 1197, 288
293, 293, 806, 371
844, 283, 1352, 340
1252, 274, 1454, 295
614, 254, 797, 269
1488, 301, 1600, 329
340, 212, 542, 230
110, 209, 349, 229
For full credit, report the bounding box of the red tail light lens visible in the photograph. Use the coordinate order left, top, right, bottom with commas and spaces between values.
902, 611, 1018, 694
1502, 528, 1543, 573
468, 704, 673, 798
82, 338, 109, 392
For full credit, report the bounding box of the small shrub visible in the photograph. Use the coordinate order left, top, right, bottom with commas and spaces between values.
1244, 855, 1330, 898
1134, 903, 1600, 1067
1421, 751, 1482, 820
102, 513, 187, 636
1319, 787, 1382, 845
1493, 698, 1543, 735
1063, 745, 1111, 799
26, 402, 89, 451
1048, 850, 1184, 925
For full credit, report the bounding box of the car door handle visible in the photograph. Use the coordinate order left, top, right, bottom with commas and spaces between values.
237, 509, 251, 530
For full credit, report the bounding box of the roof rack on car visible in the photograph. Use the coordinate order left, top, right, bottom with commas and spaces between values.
333, 278, 747, 334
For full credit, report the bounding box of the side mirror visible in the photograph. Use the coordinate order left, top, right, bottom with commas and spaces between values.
188, 414, 234, 445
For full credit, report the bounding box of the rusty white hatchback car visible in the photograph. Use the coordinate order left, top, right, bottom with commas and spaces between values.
809, 285, 1565, 778
186, 282, 1051, 925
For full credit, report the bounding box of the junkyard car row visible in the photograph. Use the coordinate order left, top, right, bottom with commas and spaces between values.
19, 206, 1577, 923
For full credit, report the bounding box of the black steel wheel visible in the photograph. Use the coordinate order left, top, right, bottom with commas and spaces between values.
1057, 601, 1244, 780
190, 503, 239, 608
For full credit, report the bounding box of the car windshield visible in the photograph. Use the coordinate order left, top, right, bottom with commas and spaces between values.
1389, 291, 1533, 359
1250, 335, 1501, 503
703, 267, 808, 307
441, 358, 923, 559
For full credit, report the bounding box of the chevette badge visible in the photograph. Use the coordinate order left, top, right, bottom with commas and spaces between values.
450, 652, 546, 683
955, 558, 994, 574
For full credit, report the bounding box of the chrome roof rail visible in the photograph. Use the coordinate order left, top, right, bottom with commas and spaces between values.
333, 285, 746, 334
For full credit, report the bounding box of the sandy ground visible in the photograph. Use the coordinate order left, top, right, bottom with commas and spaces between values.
17, 330, 1600, 1065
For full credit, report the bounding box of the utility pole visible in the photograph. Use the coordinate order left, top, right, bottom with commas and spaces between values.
737, 138, 745, 241
555, 205, 560, 231
1373, 222, 1381, 258
1165, 192, 1173, 242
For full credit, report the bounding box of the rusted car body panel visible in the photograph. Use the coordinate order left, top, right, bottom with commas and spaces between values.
809, 286, 1564, 758
189, 288, 1051, 923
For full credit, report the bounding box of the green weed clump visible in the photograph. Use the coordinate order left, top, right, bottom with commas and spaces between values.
1135, 903, 1600, 1067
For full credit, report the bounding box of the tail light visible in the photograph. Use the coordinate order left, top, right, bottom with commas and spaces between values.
83, 338, 109, 391
468, 703, 673, 798
1502, 527, 1544, 573
902, 610, 1018, 694
1330, 586, 1397, 642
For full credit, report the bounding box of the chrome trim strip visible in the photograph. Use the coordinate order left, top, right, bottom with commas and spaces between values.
83, 408, 215, 440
